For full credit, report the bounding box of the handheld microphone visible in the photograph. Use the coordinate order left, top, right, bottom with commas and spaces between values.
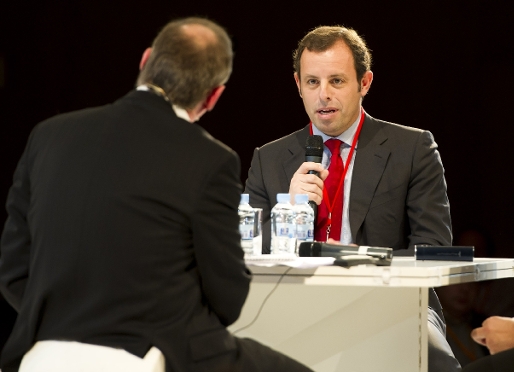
305, 135, 323, 176
305, 135, 323, 219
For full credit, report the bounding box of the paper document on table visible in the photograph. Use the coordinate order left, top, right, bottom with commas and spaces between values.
245, 255, 335, 268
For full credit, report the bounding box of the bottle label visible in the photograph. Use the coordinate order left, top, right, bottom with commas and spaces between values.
239, 224, 254, 240
276, 223, 295, 238
296, 225, 314, 241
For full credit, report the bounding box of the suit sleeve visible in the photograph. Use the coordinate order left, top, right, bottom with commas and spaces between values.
191, 151, 251, 326
406, 130, 452, 247
0, 145, 32, 312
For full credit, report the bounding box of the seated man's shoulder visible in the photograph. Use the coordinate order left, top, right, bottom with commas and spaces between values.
366, 115, 438, 153
370, 115, 426, 136
367, 116, 438, 148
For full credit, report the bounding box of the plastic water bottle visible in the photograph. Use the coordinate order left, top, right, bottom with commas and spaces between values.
238, 194, 254, 255
294, 194, 314, 254
271, 193, 296, 254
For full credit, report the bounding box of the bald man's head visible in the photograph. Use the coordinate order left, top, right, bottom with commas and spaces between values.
136, 17, 233, 109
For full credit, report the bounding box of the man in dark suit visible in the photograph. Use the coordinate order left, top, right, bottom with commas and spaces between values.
245, 25, 460, 371
0, 17, 312, 372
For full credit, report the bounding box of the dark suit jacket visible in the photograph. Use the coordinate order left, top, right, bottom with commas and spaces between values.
0, 90, 251, 371
245, 112, 452, 253
462, 348, 514, 372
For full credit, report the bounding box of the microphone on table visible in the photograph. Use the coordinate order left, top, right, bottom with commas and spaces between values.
298, 242, 393, 266
305, 135, 324, 220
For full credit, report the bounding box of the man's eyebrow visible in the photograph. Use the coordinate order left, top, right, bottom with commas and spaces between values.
302, 73, 350, 79
302, 74, 319, 79
328, 73, 349, 79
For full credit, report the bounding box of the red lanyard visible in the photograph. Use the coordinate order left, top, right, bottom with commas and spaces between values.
309, 109, 365, 237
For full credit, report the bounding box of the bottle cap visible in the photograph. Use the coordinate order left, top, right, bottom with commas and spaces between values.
276, 193, 290, 203
294, 194, 309, 204
240, 193, 249, 204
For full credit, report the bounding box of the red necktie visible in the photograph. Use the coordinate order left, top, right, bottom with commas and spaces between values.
315, 139, 344, 241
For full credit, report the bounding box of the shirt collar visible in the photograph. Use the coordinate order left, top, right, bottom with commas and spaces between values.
136, 85, 192, 123
171, 105, 192, 122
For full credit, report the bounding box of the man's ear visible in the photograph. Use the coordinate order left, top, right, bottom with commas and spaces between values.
360, 70, 373, 96
139, 48, 152, 71
204, 85, 226, 112
294, 72, 302, 97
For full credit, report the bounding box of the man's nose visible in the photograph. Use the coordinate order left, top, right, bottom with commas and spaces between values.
319, 81, 332, 102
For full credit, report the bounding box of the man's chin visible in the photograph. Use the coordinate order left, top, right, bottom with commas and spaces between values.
312, 122, 341, 137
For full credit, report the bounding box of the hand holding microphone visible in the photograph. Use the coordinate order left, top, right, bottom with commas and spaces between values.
288, 135, 327, 217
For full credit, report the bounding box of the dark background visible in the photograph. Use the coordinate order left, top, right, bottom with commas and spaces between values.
0, 0, 513, 353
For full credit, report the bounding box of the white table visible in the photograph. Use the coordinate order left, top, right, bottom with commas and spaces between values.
228, 257, 514, 372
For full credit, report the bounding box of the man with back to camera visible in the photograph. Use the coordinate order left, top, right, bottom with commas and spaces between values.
245, 25, 461, 371
0, 17, 313, 372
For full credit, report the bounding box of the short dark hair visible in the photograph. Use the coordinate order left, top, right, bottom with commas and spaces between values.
293, 26, 372, 83
136, 17, 233, 109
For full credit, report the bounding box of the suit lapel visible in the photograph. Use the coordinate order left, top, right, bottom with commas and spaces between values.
349, 114, 390, 240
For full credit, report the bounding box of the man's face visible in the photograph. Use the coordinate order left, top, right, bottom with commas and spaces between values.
294, 41, 372, 137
